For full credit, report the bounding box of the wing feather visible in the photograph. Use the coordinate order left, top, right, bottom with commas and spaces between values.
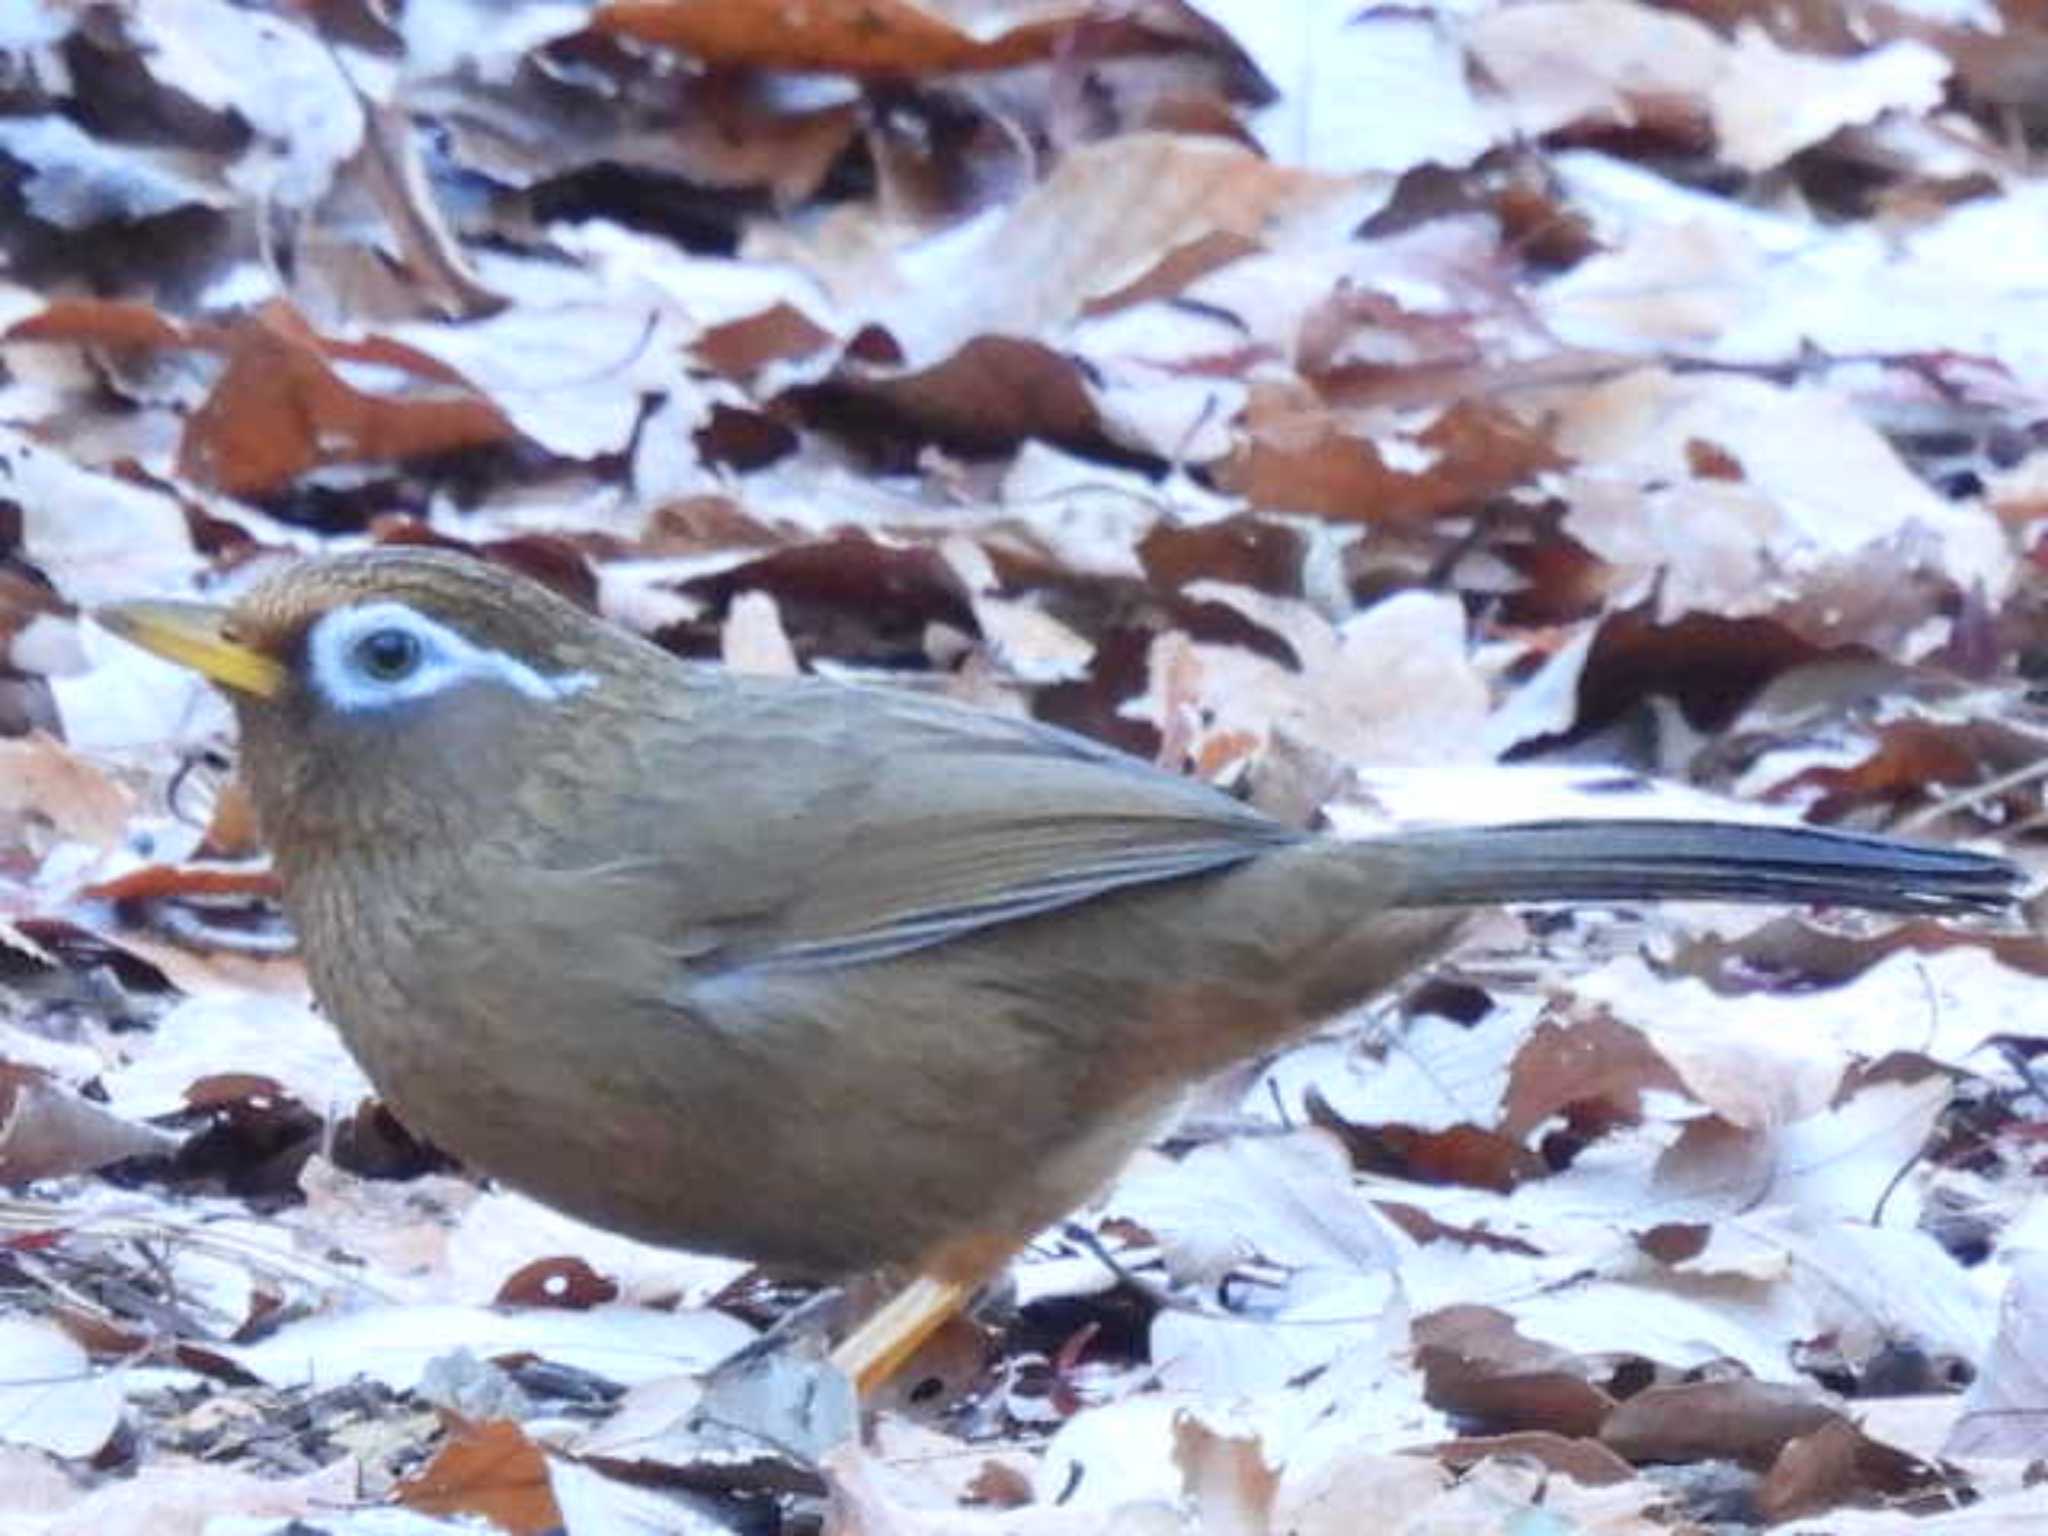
571, 674, 1302, 977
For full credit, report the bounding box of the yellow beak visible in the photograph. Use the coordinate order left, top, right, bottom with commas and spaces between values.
95, 600, 287, 700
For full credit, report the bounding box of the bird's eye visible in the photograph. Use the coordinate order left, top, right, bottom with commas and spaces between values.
352, 626, 423, 683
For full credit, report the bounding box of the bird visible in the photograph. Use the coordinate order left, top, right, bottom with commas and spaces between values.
98, 547, 2022, 1392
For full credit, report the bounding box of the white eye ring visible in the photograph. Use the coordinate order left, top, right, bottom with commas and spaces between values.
306, 602, 593, 714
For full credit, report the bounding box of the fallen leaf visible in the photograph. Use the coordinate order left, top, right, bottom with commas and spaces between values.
1946, 1253, 2048, 1459
0, 1065, 180, 1183
397, 1419, 559, 1534
1600, 1379, 1840, 1469
0, 1317, 124, 1459
599, 0, 1148, 77
0, 732, 133, 850
1413, 1306, 1616, 1439
177, 302, 517, 497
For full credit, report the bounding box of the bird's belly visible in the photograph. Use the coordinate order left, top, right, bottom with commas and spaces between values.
292, 897, 1038, 1273
287, 841, 1453, 1281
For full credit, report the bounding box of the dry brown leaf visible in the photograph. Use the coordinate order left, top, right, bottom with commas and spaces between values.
1432, 1431, 1636, 1486
835, 336, 1103, 453
291, 1155, 469, 1285
496, 1255, 621, 1310
1273, 1445, 1450, 1536
1137, 587, 1491, 779
697, 302, 839, 384
1470, 0, 1726, 140
79, 861, 281, 904
764, 133, 1358, 371
397, 1419, 561, 1533
177, 303, 517, 497
6, 296, 192, 349
1769, 717, 1997, 821
1757, 1415, 1940, 1524
0, 1064, 180, 1182
1600, 1379, 1840, 1469
1499, 1010, 1686, 1142
0, 732, 133, 851
599, 0, 1103, 76
1413, 1306, 1617, 1439
1552, 369, 2012, 627
1706, 30, 1949, 174
674, 533, 975, 665
1173, 1415, 1275, 1534
1309, 1095, 1542, 1194
1215, 378, 1563, 524
1198, 3, 1494, 174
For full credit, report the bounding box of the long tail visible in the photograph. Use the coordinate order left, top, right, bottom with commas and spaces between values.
1384, 819, 2021, 915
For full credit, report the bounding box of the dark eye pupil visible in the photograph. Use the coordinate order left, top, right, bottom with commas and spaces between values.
355, 627, 421, 681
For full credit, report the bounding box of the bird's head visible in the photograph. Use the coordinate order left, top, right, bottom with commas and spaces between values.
98, 548, 634, 856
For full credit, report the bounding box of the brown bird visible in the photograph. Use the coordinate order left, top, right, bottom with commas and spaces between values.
99, 549, 2020, 1390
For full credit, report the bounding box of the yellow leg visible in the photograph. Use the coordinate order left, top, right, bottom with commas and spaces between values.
829, 1273, 978, 1395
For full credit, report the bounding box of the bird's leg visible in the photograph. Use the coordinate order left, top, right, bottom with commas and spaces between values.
829, 1235, 1014, 1395
829, 1274, 979, 1394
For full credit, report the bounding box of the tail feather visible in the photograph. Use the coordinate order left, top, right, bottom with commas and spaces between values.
1385, 819, 2021, 916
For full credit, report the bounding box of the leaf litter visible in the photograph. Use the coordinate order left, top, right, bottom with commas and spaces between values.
1, 0, 2046, 1529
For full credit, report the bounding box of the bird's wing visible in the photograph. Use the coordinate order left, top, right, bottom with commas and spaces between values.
574, 674, 1303, 975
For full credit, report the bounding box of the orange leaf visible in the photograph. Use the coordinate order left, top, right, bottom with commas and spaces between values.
177, 302, 516, 498
396, 1421, 561, 1535
5, 298, 191, 349
81, 863, 282, 902
1217, 380, 1563, 525
595, 0, 1081, 76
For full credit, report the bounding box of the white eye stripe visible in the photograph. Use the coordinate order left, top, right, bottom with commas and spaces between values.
306, 601, 594, 714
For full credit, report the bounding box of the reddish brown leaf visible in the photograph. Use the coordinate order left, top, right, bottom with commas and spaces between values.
81, 862, 281, 903
1756, 1417, 1940, 1523
596, 0, 1084, 74
696, 303, 837, 385
6, 297, 191, 349
824, 336, 1101, 455
0, 733, 133, 850
1573, 608, 1827, 736
1312, 1108, 1543, 1194
1433, 1431, 1636, 1486
1500, 1012, 1685, 1141
1773, 718, 1993, 822
496, 1257, 620, 1311
183, 1073, 289, 1109
1600, 1380, 1839, 1469
594, 0, 1243, 80
396, 1421, 560, 1534
177, 303, 517, 498
1138, 515, 1306, 598
1634, 1223, 1711, 1265
1413, 1306, 1617, 1439
1216, 381, 1562, 524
